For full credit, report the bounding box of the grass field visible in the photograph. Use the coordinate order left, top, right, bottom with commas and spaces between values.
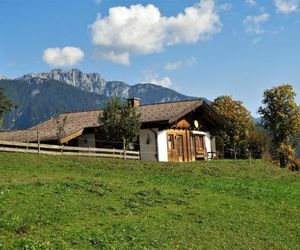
0, 152, 299, 249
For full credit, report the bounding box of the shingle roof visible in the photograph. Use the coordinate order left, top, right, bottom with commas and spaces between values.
0, 110, 102, 143
138, 99, 202, 123
0, 130, 38, 143
0, 99, 214, 143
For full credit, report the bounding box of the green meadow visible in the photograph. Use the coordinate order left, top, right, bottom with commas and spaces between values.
0, 152, 299, 249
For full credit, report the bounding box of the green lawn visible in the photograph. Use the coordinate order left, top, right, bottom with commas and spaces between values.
0, 152, 299, 249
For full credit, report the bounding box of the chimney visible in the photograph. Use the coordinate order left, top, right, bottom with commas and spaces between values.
127, 98, 141, 108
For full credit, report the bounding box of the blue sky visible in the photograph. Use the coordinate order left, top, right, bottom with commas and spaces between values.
0, 0, 299, 115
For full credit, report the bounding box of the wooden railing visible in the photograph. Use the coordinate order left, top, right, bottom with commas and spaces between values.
0, 140, 140, 160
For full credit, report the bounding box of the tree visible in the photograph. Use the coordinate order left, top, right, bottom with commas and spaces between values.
55, 116, 67, 144
248, 125, 270, 159
0, 88, 13, 126
259, 84, 300, 168
212, 96, 253, 158
99, 97, 141, 148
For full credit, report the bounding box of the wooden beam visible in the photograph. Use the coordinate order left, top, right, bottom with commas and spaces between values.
60, 129, 84, 144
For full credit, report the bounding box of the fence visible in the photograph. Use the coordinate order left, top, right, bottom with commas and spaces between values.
0, 140, 140, 160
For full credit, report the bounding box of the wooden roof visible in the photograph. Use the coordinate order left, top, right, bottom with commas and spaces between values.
138, 99, 203, 124
0, 99, 222, 143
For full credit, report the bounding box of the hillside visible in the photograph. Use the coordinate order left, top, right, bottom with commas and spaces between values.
0, 69, 192, 129
0, 153, 299, 249
0, 79, 107, 129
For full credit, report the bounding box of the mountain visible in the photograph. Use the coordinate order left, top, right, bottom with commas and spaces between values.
0, 69, 193, 129
0, 79, 107, 129
16, 69, 106, 94
129, 83, 189, 103
0, 74, 6, 80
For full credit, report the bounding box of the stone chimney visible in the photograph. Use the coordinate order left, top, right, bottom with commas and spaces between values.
127, 98, 141, 108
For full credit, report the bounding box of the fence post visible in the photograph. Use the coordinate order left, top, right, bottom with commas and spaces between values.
249, 152, 252, 165
37, 129, 40, 155
123, 138, 126, 159
234, 150, 237, 163
26, 140, 29, 152
89, 146, 91, 156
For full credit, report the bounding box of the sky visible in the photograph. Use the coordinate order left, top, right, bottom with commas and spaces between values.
0, 0, 299, 115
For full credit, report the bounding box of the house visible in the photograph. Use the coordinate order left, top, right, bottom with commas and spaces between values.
137, 99, 224, 162
0, 98, 224, 162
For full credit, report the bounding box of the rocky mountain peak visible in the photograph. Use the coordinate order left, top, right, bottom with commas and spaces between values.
16, 69, 107, 94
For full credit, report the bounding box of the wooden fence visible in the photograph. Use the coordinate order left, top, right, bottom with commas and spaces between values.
0, 140, 140, 160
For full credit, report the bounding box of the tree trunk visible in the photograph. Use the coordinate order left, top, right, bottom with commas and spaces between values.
279, 152, 286, 168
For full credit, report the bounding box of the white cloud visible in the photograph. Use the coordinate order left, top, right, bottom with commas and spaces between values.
244, 13, 270, 34
43, 47, 84, 67
246, 0, 257, 6
100, 51, 130, 65
165, 61, 184, 71
274, 0, 299, 14
147, 76, 172, 88
164, 57, 197, 71
90, 0, 221, 65
142, 72, 172, 87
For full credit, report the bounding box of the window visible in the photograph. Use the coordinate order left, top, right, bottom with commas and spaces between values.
195, 135, 205, 151
167, 135, 174, 151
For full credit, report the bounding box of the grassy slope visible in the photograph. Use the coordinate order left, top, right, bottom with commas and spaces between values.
0, 153, 299, 249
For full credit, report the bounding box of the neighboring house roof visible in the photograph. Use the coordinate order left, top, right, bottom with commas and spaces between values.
0, 110, 102, 143
0, 99, 222, 143
0, 130, 39, 143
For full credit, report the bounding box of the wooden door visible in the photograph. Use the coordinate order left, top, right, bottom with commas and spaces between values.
167, 130, 189, 162
176, 135, 184, 162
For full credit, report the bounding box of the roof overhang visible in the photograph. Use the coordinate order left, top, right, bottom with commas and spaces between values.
168, 100, 203, 124
60, 129, 84, 144
168, 100, 225, 127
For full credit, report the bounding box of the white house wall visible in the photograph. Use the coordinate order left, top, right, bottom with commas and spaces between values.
157, 130, 168, 162
139, 129, 157, 161
204, 132, 212, 160
205, 132, 211, 153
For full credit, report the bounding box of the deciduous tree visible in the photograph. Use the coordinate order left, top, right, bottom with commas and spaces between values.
0, 88, 13, 126
99, 97, 141, 148
259, 84, 300, 168
55, 116, 67, 143
212, 96, 253, 158
248, 125, 270, 159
